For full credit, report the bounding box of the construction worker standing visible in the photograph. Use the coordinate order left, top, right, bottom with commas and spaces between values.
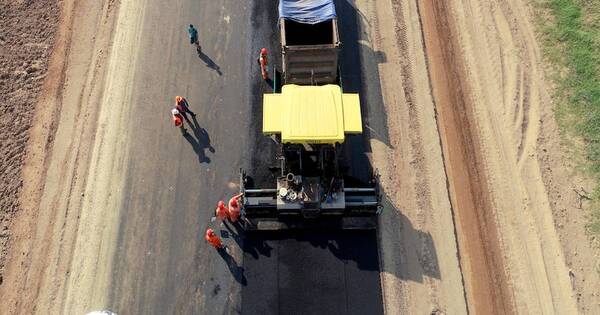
215, 200, 229, 221
171, 108, 186, 131
205, 228, 224, 249
228, 193, 243, 222
257, 48, 268, 80
175, 96, 196, 121
188, 24, 200, 50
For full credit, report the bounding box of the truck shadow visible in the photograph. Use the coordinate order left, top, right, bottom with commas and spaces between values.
336, 0, 392, 151
335, 0, 441, 283
334, 0, 393, 185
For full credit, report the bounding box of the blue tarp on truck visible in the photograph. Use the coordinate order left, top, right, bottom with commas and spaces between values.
279, 0, 337, 24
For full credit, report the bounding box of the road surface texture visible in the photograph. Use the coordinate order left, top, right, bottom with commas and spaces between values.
0, 0, 61, 278
1, 0, 385, 314
1, 0, 599, 314
242, 231, 383, 315
349, 0, 595, 313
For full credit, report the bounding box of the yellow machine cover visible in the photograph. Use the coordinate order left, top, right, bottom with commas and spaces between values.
263, 84, 362, 144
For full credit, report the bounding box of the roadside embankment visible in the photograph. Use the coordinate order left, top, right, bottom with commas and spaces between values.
533, 0, 600, 312
0, 0, 60, 284
419, 0, 588, 313
353, 0, 469, 313
0, 0, 132, 313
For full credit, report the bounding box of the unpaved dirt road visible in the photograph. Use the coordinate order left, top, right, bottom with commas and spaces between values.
419, 0, 597, 312
1, 0, 599, 314
357, 0, 598, 313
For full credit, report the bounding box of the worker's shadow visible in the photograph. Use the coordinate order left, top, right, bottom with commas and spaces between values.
197, 49, 222, 76
183, 116, 215, 164
217, 247, 247, 285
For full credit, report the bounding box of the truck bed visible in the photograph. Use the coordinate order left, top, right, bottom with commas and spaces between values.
279, 0, 340, 84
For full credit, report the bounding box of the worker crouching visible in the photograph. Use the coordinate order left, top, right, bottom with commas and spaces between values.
205, 228, 224, 249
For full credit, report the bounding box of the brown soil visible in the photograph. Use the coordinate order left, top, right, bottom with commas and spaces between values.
414, 0, 595, 312
418, 0, 515, 313
0, 0, 597, 313
360, 0, 596, 313
355, 0, 468, 313
0, 0, 123, 312
0, 0, 60, 283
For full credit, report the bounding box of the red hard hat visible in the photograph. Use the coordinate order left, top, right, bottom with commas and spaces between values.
261, 48, 267, 55
217, 200, 225, 208
230, 198, 238, 208
206, 228, 215, 236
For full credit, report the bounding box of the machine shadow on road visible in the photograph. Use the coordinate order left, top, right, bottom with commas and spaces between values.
224, 221, 274, 259
241, 229, 384, 315
379, 194, 441, 281
333, 0, 393, 184
335, 0, 442, 287
183, 115, 214, 164
336, 0, 392, 151
197, 49, 222, 76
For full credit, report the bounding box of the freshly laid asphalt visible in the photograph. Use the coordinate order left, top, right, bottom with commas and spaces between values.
242, 231, 383, 315
107, 1, 383, 314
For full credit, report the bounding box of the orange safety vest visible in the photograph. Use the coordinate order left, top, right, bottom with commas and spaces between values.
173, 115, 183, 127
228, 195, 242, 222
205, 229, 223, 248
259, 54, 267, 67
215, 202, 229, 220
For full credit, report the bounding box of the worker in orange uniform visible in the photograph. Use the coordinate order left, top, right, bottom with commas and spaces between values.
215, 200, 229, 221
171, 108, 186, 132
205, 228, 224, 249
257, 48, 268, 80
228, 193, 243, 222
175, 96, 196, 122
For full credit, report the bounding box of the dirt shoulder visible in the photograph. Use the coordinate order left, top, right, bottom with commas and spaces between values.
0, 0, 61, 284
0, 0, 129, 313
352, 0, 469, 313
417, 0, 597, 313
418, 0, 515, 312
360, 0, 597, 313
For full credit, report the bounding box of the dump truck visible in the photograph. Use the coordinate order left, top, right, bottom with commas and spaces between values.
239, 0, 381, 230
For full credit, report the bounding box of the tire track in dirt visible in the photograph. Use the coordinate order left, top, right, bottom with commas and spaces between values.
362, 0, 468, 312
417, 0, 516, 313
